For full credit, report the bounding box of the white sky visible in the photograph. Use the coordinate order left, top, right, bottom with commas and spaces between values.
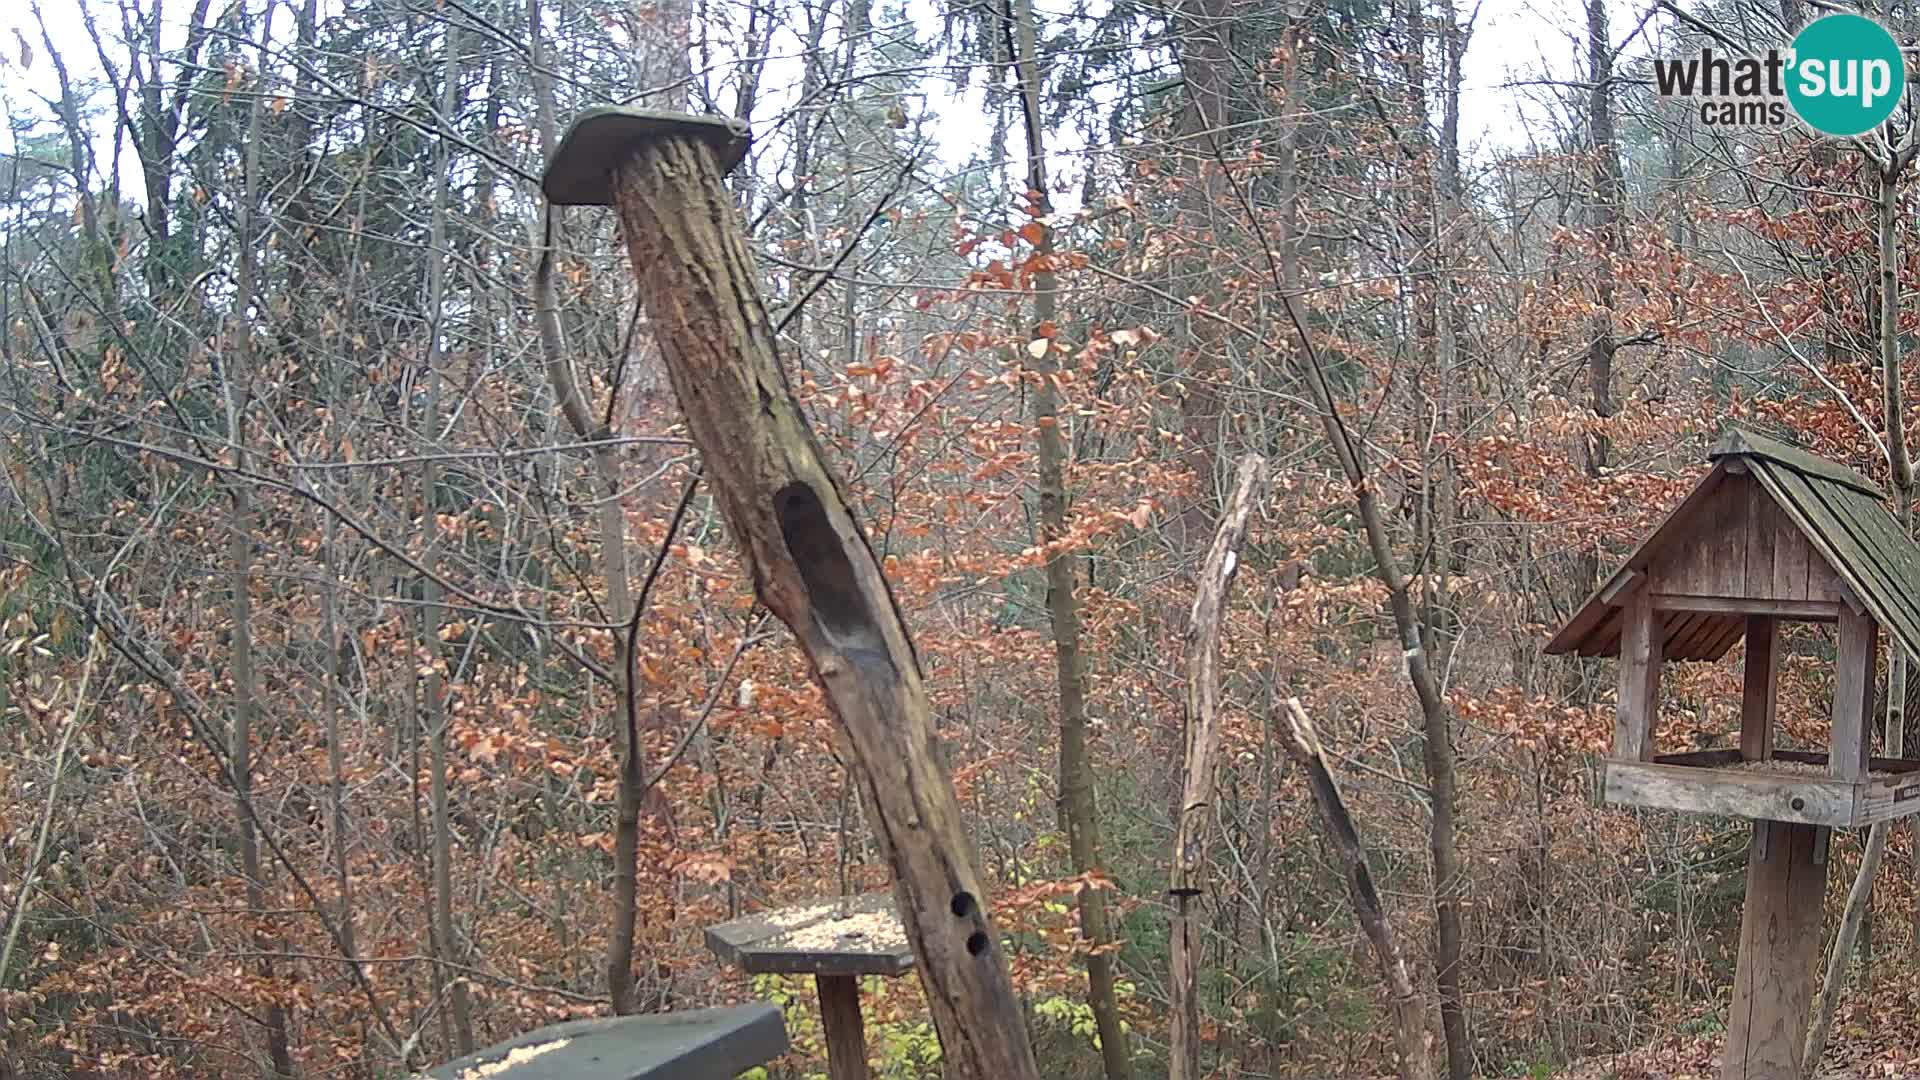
0, 0, 1669, 203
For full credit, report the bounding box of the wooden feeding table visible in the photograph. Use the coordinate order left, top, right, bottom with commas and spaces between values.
421, 1003, 785, 1080
706, 893, 913, 1080
1547, 428, 1920, 1080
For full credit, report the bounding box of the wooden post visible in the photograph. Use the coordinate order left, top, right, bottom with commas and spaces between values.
1615, 587, 1662, 760
1168, 455, 1266, 1080
1741, 615, 1777, 762
817, 975, 869, 1080
1723, 820, 1829, 1080
542, 110, 1040, 1079
1832, 608, 1877, 780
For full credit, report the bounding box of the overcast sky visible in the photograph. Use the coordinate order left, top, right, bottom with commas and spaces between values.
0, 0, 1672, 200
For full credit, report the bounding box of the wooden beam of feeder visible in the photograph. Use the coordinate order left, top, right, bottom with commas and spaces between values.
580, 124, 1038, 1079
817, 974, 869, 1080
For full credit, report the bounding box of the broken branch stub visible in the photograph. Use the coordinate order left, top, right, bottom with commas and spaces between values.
552, 113, 1039, 1079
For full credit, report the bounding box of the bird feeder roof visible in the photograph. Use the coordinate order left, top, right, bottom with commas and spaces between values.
1546, 428, 1920, 665
542, 107, 750, 206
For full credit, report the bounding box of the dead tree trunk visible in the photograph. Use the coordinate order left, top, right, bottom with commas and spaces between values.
544, 113, 1040, 1080
1169, 455, 1266, 1080
1281, 699, 1436, 1080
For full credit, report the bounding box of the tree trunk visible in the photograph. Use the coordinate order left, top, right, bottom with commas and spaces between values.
1277, 237, 1449, 1080
1169, 456, 1267, 1080
1579, 0, 1624, 680
320, 514, 358, 968
1807, 151, 1915, 1071
1584, 0, 1622, 491
228, 4, 295, 1072
421, 22, 475, 1057
526, 0, 663, 1015
595, 128, 1040, 1079
1008, 2, 1133, 1075
1399, 0, 1470, 1073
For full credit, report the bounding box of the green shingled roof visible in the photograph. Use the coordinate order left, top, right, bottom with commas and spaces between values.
1545, 429, 1920, 666
1714, 430, 1920, 668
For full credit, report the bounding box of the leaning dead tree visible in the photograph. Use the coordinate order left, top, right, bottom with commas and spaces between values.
1168, 454, 1266, 1080
542, 109, 1040, 1079
1282, 699, 1436, 1080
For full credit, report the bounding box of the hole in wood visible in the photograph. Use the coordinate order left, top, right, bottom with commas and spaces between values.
950, 891, 976, 918
773, 481, 891, 676
1791, 796, 1806, 811
966, 931, 989, 957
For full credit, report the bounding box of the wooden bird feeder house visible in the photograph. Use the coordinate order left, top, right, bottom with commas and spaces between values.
1547, 428, 1920, 1080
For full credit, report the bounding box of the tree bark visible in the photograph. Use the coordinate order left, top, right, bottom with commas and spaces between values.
1169, 455, 1266, 1080
599, 132, 1040, 1079
1008, 2, 1133, 1075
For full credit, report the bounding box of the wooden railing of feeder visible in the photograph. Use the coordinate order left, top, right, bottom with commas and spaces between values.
541, 108, 1039, 1080
1545, 428, 1920, 1080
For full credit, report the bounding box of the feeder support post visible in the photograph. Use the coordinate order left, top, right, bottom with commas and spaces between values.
1614, 586, 1661, 761
1724, 819, 1827, 1080
817, 975, 869, 1080
542, 109, 1040, 1079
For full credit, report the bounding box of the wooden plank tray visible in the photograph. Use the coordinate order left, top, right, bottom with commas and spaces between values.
1605, 749, 1920, 827
705, 892, 914, 978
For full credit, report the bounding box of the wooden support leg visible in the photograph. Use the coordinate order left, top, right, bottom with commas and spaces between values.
1741, 615, 1777, 762
1831, 608, 1877, 780
1723, 820, 1829, 1080
817, 974, 869, 1080
1615, 588, 1663, 761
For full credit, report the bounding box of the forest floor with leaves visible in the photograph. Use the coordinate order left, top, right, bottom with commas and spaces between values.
1553, 981, 1920, 1079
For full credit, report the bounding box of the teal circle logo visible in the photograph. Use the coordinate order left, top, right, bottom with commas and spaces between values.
1786, 14, 1904, 136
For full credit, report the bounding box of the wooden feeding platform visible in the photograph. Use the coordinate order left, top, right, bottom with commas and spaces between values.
1547, 429, 1920, 1080
1608, 749, 1920, 828
705, 892, 913, 1080
421, 1003, 785, 1080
